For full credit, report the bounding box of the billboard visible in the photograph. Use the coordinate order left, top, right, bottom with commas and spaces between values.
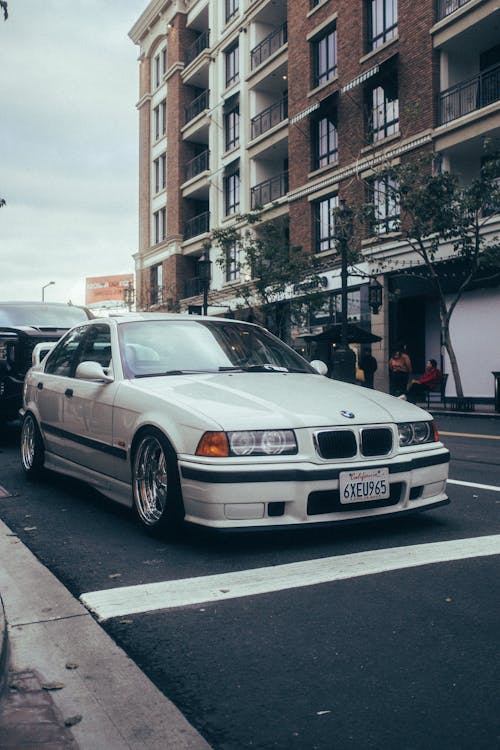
85, 274, 134, 307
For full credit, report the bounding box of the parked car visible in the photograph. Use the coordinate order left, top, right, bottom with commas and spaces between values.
0, 302, 93, 425
20, 314, 449, 534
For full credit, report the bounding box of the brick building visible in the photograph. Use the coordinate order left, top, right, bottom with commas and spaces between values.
129, 0, 500, 400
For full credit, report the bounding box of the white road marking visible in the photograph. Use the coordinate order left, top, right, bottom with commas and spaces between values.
80, 535, 500, 621
448, 479, 500, 492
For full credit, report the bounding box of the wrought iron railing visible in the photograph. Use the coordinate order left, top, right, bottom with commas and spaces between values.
250, 171, 289, 209
184, 211, 210, 240
185, 150, 209, 182
185, 89, 209, 124
438, 63, 500, 125
436, 0, 472, 20
250, 23, 287, 70
184, 30, 210, 67
251, 95, 288, 140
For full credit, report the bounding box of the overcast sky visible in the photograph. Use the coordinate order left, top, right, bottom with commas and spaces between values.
0, 0, 148, 305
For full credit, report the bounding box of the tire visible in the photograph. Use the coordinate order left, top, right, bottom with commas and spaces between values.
20, 413, 45, 477
132, 428, 184, 535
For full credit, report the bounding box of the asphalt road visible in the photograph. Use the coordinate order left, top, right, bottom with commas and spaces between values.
0, 414, 499, 750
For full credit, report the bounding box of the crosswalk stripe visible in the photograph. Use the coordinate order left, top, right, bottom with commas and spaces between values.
80, 534, 500, 622
448, 479, 500, 492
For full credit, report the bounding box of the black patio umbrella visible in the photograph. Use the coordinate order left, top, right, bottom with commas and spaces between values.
297, 323, 382, 344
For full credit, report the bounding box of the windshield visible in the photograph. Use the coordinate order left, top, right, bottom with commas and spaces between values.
0, 304, 90, 328
119, 320, 314, 378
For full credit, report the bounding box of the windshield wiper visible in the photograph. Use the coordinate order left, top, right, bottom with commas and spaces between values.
134, 369, 215, 378
219, 364, 290, 373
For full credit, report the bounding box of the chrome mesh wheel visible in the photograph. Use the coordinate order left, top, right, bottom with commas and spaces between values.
133, 434, 170, 527
21, 414, 36, 471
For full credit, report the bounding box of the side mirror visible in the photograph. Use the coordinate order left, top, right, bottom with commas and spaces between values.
310, 359, 328, 376
32, 342, 56, 367
75, 361, 114, 383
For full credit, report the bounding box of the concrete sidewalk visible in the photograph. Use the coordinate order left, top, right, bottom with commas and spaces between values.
0, 519, 211, 750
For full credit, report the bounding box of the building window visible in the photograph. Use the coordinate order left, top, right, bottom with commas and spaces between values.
225, 242, 240, 282
371, 176, 400, 235
315, 195, 338, 253
312, 27, 337, 88
225, 0, 239, 23
368, 74, 398, 142
153, 100, 167, 140
314, 115, 338, 169
367, 0, 398, 51
225, 104, 240, 151
225, 43, 239, 88
154, 154, 166, 193
150, 264, 163, 306
225, 170, 240, 216
154, 207, 166, 244
153, 46, 167, 88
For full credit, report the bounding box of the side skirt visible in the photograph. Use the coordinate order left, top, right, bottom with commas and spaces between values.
44, 452, 132, 508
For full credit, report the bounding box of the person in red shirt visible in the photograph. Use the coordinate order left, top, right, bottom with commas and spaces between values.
401, 359, 442, 403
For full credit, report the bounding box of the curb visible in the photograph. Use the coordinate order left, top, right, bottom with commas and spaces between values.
0, 594, 9, 701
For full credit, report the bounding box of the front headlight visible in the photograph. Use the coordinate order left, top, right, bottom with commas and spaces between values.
398, 421, 435, 447
196, 429, 298, 457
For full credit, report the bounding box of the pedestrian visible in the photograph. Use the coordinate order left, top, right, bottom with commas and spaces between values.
359, 348, 378, 389
401, 358, 442, 403
389, 346, 412, 396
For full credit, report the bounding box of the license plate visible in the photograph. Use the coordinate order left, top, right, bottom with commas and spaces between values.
339, 467, 390, 504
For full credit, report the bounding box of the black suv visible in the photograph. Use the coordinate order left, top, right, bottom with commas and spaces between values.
0, 302, 93, 425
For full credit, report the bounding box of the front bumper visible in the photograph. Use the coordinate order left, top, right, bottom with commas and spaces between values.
179, 447, 450, 529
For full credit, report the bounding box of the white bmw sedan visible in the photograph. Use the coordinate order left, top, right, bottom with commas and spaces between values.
20, 314, 449, 534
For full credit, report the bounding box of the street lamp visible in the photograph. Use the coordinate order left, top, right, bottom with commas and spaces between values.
330, 199, 356, 383
198, 251, 212, 316
368, 279, 383, 314
42, 281, 55, 302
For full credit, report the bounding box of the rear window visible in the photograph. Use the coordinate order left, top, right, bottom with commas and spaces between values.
0, 304, 90, 328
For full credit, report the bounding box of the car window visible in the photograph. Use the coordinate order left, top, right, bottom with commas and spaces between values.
44, 326, 88, 377
77, 324, 112, 371
0, 304, 89, 327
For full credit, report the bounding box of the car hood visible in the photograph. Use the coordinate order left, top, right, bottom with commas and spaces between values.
130, 372, 429, 430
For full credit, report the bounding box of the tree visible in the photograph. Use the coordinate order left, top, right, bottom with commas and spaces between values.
366, 146, 500, 400
1, 2, 8, 21
205, 209, 328, 340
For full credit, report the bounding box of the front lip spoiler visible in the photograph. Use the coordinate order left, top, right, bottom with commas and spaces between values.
180, 450, 450, 484
185, 497, 451, 534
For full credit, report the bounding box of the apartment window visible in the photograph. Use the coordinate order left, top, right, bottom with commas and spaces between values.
314, 114, 338, 169
154, 207, 166, 244
225, 242, 240, 282
153, 100, 167, 140
225, 43, 239, 88
224, 103, 240, 151
367, 0, 398, 51
154, 154, 166, 193
150, 264, 163, 306
315, 195, 338, 253
225, 0, 239, 22
225, 169, 240, 216
153, 45, 167, 88
371, 176, 400, 235
368, 74, 398, 142
313, 27, 337, 88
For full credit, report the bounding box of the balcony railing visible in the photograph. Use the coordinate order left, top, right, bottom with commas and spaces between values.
250, 171, 289, 209
251, 95, 288, 140
184, 276, 204, 298
436, 0, 472, 21
185, 150, 209, 182
438, 63, 500, 125
184, 211, 210, 240
185, 89, 209, 124
250, 23, 287, 70
184, 30, 210, 67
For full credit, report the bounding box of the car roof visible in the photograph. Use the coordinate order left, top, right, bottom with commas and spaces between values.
94, 313, 243, 325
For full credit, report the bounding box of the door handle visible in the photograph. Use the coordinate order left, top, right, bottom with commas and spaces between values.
65, 388, 73, 398
37, 382, 43, 390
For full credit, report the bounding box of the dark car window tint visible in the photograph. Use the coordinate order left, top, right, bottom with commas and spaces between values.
45, 327, 87, 377
0, 304, 90, 327
77, 325, 112, 370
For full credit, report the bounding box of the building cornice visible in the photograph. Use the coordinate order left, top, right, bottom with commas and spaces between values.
129, 0, 174, 44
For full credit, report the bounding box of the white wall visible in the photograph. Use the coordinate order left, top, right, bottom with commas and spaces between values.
443, 287, 500, 399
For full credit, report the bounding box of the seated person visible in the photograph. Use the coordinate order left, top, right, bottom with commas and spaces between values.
402, 359, 442, 403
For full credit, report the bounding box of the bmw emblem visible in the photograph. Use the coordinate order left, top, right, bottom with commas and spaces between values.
340, 410, 355, 419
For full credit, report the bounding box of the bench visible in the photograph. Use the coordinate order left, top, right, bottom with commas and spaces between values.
424, 373, 448, 409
